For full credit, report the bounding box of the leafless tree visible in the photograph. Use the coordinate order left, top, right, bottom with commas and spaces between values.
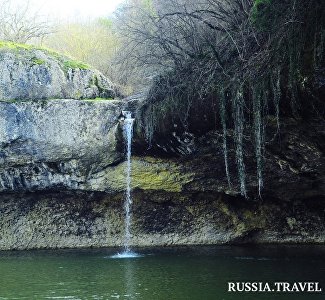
113, 0, 268, 197
113, 0, 257, 93
0, 0, 52, 43
112, 0, 325, 197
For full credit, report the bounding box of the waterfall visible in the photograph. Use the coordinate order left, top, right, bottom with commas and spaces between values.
122, 111, 134, 253
110, 111, 143, 258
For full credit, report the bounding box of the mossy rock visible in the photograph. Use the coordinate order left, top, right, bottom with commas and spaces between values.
0, 40, 114, 101
87, 157, 194, 193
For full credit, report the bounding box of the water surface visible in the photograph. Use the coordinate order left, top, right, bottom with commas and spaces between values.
0, 245, 324, 299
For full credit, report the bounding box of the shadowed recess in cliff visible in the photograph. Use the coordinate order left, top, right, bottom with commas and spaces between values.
130, 0, 325, 199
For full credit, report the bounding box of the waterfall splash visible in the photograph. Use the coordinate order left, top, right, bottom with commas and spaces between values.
111, 111, 142, 259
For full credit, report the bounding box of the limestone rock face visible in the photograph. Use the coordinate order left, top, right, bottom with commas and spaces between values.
0, 43, 114, 100
0, 99, 125, 191
0, 90, 324, 249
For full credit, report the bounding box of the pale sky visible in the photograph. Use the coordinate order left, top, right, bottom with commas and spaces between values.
10, 0, 125, 20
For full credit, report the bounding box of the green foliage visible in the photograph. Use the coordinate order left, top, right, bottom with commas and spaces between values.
97, 17, 113, 29
42, 19, 119, 80
251, 0, 272, 30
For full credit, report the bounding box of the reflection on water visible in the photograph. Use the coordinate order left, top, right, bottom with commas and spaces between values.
0, 245, 324, 300
124, 259, 134, 299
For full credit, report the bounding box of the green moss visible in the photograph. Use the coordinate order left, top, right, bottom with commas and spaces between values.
131, 158, 192, 192
0, 41, 33, 50
93, 157, 194, 193
34, 46, 90, 71
31, 57, 45, 65
0, 98, 50, 105
217, 200, 266, 235
0, 41, 58, 57
63, 60, 89, 71
0, 40, 90, 72
90, 75, 107, 96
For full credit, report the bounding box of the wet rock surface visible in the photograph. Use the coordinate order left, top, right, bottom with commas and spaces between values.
0, 189, 324, 250
0, 89, 324, 249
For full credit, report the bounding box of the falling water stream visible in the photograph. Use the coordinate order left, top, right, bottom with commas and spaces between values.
111, 111, 141, 259
123, 111, 134, 253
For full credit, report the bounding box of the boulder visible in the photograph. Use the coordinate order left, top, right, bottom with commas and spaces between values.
0, 41, 115, 100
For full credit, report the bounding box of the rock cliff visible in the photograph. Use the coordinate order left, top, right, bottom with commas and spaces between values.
0, 99, 124, 192
0, 97, 324, 250
0, 45, 324, 250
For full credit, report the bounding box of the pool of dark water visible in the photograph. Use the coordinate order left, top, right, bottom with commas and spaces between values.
0, 245, 324, 299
